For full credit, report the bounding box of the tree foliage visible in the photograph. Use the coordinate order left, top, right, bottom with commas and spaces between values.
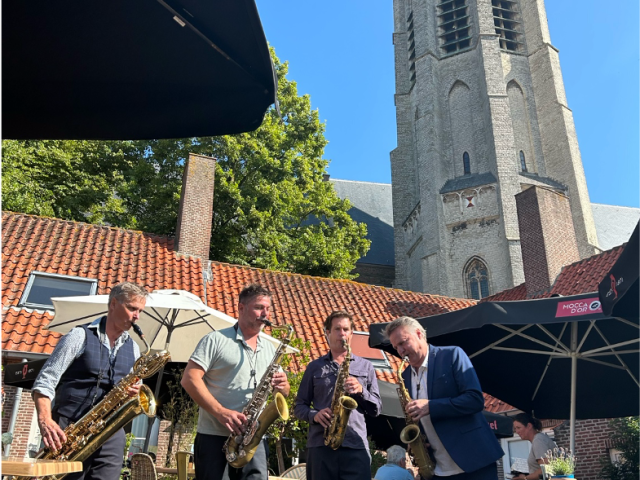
1, 49, 370, 279
600, 417, 639, 480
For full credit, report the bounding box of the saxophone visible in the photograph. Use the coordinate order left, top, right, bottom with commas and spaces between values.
397, 356, 435, 480
14, 325, 170, 480
224, 325, 294, 468
324, 339, 358, 450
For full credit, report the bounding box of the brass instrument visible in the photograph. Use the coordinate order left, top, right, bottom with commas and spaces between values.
324, 339, 358, 450
15, 325, 170, 480
397, 356, 435, 480
224, 325, 294, 468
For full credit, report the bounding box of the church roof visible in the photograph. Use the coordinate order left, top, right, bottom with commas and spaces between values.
439, 172, 497, 194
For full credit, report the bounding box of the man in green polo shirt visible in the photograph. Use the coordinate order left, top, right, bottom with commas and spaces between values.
182, 284, 290, 480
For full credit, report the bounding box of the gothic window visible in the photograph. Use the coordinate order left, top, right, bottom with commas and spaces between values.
519, 150, 527, 172
438, 0, 472, 55
492, 0, 523, 52
463, 151, 471, 175
465, 258, 490, 300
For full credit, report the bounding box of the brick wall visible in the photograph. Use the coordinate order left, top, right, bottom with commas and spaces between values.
175, 153, 216, 259
352, 263, 396, 288
515, 186, 580, 296
553, 418, 615, 480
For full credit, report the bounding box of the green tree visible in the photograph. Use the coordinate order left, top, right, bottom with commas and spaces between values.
600, 417, 639, 480
1, 139, 132, 225
116, 48, 369, 278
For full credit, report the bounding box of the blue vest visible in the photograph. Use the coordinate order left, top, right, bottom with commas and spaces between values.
53, 318, 135, 421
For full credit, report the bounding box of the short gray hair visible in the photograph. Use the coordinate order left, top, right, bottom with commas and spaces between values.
384, 316, 426, 340
386, 445, 407, 465
109, 282, 148, 304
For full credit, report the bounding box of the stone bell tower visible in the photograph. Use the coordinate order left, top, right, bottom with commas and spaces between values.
390, 0, 599, 298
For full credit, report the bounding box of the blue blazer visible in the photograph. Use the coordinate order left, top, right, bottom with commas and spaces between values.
401, 344, 504, 473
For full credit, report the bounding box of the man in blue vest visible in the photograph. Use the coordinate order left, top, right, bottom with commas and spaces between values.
386, 316, 503, 480
32, 282, 147, 480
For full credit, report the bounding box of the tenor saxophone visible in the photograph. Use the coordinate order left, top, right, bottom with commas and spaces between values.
324, 339, 358, 450
397, 356, 435, 480
224, 325, 294, 468
14, 324, 170, 480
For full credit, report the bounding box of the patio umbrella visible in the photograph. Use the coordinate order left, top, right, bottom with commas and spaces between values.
3, 0, 277, 139
369, 292, 640, 452
598, 222, 639, 321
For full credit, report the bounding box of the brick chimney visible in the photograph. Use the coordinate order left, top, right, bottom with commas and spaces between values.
175, 153, 216, 258
515, 185, 580, 296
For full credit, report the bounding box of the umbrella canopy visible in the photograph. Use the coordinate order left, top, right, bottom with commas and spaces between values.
3, 359, 48, 390
369, 293, 639, 452
3, 0, 277, 140
598, 222, 639, 321
47, 290, 297, 362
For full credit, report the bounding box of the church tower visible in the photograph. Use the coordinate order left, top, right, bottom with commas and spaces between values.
390, 0, 599, 298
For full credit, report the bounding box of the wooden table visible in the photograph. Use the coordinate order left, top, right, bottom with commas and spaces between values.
1, 457, 83, 476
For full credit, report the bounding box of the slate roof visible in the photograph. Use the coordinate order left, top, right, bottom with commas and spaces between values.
439, 172, 497, 194
1, 211, 476, 384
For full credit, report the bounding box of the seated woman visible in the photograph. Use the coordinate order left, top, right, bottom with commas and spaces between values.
512, 413, 557, 480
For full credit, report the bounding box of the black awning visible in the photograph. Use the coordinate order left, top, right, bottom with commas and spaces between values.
3, 359, 48, 389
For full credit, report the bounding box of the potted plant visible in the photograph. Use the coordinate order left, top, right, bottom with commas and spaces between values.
544, 447, 576, 479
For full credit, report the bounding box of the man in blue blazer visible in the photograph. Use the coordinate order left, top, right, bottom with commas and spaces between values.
386, 316, 503, 479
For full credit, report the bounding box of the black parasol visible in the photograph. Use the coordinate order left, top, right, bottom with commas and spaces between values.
3, 0, 277, 140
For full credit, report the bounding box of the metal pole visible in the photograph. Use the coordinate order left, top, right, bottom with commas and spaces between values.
570, 323, 577, 454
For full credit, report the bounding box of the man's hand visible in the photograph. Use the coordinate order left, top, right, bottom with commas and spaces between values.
406, 399, 430, 421
215, 408, 248, 437
126, 382, 142, 398
271, 372, 290, 396
313, 408, 333, 428
344, 376, 363, 396
38, 416, 67, 451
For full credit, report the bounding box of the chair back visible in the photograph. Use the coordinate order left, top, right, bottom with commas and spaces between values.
176, 450, 193, 480
131, 453, 157, 480
280, 463, 307, 479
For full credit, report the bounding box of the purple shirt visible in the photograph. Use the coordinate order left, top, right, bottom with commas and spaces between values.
294, 352, 382, 450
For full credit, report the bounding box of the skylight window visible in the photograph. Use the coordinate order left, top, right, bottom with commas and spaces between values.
351, 331, 391, 369
20, 272, 98, 310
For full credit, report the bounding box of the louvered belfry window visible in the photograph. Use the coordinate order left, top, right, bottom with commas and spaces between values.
438, 0, 472, 55
407, 9, 417, 88
492, 0, 523, 52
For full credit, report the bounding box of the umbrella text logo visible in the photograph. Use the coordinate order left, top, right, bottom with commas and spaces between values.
555, 297, 603, 317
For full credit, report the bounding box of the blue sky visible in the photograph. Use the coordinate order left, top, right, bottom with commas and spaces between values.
255, 0, 639, 208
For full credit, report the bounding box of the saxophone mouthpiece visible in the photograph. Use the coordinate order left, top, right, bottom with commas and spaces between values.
261, 318, 273, 327
132, 323, 144, 338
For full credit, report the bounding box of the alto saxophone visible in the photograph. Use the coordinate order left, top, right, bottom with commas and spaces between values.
397, 356, 435, 480
15, 324, 170, 480
324, 339, 358, 450
224, 325, 294, 468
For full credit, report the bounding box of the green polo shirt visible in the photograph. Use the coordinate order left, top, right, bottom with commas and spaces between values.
189, 325, 277, 436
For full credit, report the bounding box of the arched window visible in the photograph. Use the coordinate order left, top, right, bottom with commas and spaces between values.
519, 150, 527, 172
463, 152, 471, 175
465, 258, 490, 300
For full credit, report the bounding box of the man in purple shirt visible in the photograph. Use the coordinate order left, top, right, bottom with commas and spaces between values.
294, 311, 382, 480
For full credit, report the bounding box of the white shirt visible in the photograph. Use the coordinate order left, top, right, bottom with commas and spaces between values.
411, 353, 464, 476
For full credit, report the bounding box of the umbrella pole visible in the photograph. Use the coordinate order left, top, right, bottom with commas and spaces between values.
569, 323, 578, 454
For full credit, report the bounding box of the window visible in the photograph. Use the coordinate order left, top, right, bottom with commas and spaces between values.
492, 0, 523, 52
465, 258, 490, 300
351, 332, 391, 369
438, 0, 472, 55
407, 10, 416, 88
463, 151, 471, 175
20, 272, 98, 309
519, 150, 527, 172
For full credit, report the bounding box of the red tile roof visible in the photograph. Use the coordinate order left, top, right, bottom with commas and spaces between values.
482, 244, 626, 302
2, 211, 475, 384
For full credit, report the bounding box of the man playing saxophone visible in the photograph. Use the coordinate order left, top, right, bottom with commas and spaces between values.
294, 311, 381, 480
181, 284, 290, 480
32, 282, 147, 480
386, 317, 503, 480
